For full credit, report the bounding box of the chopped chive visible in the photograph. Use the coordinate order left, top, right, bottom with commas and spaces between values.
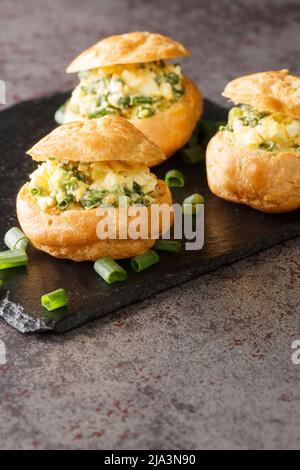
30, 187, 43, 196
154, 240, 181, 253
0, 249, 28, 270
131, 95, 154, 105
57, 196, 73, 210
182, 193, 205, 215
181, 146, 205, 165
94, 257, 127, 284
4, 227, 29, 251
130, 249, 159, 273
259, 141, 277, 151
164, 169, 185, 188
87, 108, 110, 119
165, 72, 180, 85
80, 189, 107, 209
41, 288, 68, 311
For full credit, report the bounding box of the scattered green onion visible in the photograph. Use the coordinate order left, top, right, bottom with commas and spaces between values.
94, 257, 127, 284
0, 249, 28, 270
182, 193, 205, 215
4, 227, 29, 251
41, 288, 68, 311
164, 169, 185, 188
0, 280, 3, 287
196, 119, 220, 145
181, 146, 205, 165
186, 132, 198, 148
130, 249, 159, 273
154, 240, 181, 253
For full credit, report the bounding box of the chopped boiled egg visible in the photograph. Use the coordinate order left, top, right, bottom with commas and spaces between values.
68, 60, 184, 120
234, 127, 263, 147
226, 106, 300, 150
29, 159, 157, 212
37, 196, 55, 211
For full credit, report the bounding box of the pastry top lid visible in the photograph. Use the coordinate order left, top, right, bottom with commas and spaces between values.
27, 115, 166, 166
66, 31, 190, 73
223, 69, 300, 118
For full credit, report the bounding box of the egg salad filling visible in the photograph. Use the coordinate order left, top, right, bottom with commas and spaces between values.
66, 61, 184, 120
220, 105, 300, 151
28, 159, 158, 211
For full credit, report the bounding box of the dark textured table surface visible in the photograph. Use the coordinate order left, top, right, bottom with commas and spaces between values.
0, 0, 300, 450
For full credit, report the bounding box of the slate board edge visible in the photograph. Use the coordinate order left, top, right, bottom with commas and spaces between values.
0, 222, 298, 334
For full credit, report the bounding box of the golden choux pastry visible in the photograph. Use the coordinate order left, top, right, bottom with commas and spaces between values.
206, 70, 300, 213
17, 116, 173, 261
56, 31, 203, 162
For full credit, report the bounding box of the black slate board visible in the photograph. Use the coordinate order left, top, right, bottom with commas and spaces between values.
0, 94, 299, 333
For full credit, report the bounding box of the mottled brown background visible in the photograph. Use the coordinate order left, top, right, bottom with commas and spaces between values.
0, 0, 300, 450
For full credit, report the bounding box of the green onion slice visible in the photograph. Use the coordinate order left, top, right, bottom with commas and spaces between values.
57, 196, 73, 210
228, 107, 243, 126
154, 240, 181, 253
165, 72, 180, 85
0, 280, 3, 287
164, 169, 185, 188
186, 132, 198, 147
0, 249, 28, 270
196, 119, 220, 146
219, 124, 230, 132
181, 146, 205, 165
30, 187, 43, 196
54, 99, 69, 125
130, 249, 159, 273
182, 193, 205, 215
259, 141, 277, 152
41, 288, 68, 311
131, 95, 154, 105
4, 227, 29, 251
94, 257, 127, 284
